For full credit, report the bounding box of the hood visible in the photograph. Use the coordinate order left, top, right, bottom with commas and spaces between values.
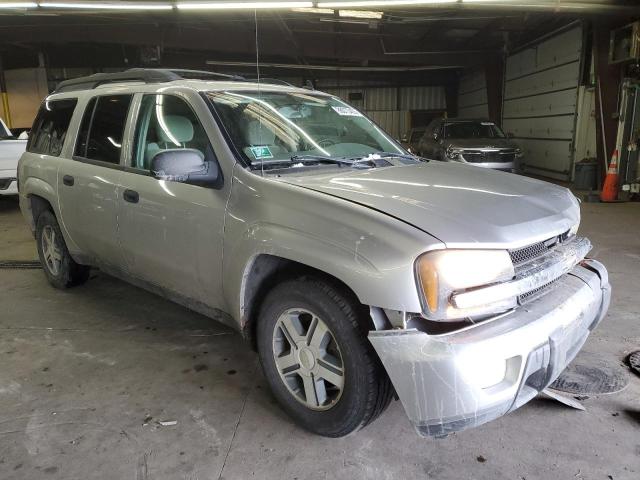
277, 162, 579, 248
446, 137, 518, 149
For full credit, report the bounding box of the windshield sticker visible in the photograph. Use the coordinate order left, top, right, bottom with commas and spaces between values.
250, 146, 273, 159
331, 106, 363, 117
481, 122, 495, 126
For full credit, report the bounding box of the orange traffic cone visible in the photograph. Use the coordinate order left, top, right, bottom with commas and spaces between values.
600, 149, 619, 202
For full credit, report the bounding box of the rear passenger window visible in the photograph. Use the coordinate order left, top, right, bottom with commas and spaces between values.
27, 98, 78, 156
74, 95, 132, 164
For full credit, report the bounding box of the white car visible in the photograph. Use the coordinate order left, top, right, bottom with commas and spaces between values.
0, 118, 27, 195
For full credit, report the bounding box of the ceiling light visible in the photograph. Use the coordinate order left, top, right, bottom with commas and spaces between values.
177, 1, 314, 9
290, 7, 334, 14
0, 2, 37, 7
338, 9, 382, 18
39, 2, 173, 9
319, 0, 457, 7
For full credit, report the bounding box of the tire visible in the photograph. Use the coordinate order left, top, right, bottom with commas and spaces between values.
36, 210, 90, 289
257, 275, 393, 437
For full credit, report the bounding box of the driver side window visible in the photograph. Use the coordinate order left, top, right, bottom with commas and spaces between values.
132, 94, 216, 171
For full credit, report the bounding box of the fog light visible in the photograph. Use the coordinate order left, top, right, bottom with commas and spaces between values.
460, 354, 507, 389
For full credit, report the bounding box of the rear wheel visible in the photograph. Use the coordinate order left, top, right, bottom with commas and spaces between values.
257, 275, 393, 437
36, 210, 90, 289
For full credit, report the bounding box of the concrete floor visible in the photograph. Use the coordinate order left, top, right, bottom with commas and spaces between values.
0, 194, 639, 480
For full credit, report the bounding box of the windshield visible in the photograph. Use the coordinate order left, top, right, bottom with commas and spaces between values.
444, 121, 505, 139
206, 90, 406, 167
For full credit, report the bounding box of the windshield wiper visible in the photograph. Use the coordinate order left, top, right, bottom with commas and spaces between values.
371, 152, 424, 161
289, 155, 354, 165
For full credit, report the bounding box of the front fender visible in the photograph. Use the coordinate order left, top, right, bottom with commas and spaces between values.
223, 166, 443, 326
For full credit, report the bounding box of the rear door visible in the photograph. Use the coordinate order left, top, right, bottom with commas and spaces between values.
117, 92, 228, 308
57, 94, 132, 267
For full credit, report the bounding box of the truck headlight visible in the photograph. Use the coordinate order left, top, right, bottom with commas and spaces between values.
416, 250, 515, 320
445, 146, 461, 160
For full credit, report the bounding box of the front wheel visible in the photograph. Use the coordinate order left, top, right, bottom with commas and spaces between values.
257, 275, 393, 437
36, 210, 90, 289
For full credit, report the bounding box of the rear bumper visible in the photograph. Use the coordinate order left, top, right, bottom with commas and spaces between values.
369, 258, 610, 437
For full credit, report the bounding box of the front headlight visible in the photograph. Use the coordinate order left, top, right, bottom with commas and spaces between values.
446, 146, 461, 160
515, 147, 523, 158
416, 249, 515, 320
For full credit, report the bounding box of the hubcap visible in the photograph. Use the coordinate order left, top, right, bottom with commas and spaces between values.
41, 225, 62, 276
272, 308, 345, 411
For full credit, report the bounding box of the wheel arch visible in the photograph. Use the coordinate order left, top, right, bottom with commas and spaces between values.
240, 254, 371, 351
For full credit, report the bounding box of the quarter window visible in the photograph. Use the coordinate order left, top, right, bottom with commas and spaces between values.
27, 98, 78, 156
75, 95, 132, 164
132, 94, 216, 171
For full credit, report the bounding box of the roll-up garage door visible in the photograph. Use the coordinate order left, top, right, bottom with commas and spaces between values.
503, 25, 583, 180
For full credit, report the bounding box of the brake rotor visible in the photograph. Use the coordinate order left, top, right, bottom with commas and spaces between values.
550, 351, 628, 395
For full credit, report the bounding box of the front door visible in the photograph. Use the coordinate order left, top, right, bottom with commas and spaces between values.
117, 93, 228, 309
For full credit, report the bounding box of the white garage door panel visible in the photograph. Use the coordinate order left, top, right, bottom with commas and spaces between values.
504, 89, 577, 118
505, 48, 538, 80
535, 27, 582, 70
504, 115, 575, 140
519, 139, 573, 177
504, 25, 583, 181
505, 61, 580, 100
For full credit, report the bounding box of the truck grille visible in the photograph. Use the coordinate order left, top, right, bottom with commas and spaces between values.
460, 150, 516, 163
510, 232, 572, 302
518, 279, 559, 305
509, 240, 551, 266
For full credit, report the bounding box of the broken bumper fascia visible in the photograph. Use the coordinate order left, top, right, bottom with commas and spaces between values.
369, 259, 611, 437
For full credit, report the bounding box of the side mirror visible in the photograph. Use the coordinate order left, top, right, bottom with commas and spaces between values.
432, 131, 439, 141
507, 132, 515, 139
151, 149, 220, 186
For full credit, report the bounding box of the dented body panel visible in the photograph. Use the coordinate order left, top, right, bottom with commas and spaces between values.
369, 259, 610, 436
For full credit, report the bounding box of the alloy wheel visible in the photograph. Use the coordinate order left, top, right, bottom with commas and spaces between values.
272, 308, 345, 411
41, 225, 62, 276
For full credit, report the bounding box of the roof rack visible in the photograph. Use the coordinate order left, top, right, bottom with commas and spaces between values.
242, 78, 295, 87
54, 68, 246, 93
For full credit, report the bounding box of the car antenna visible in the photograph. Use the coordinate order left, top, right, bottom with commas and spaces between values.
254, 8, 264, 177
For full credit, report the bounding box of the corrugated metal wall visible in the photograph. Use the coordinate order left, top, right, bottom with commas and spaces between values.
503, 25, 583, 180
322, 85, 446, 139
457, 69, 489, 118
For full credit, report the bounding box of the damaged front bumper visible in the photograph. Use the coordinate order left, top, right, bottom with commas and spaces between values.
369, 258, 611, 437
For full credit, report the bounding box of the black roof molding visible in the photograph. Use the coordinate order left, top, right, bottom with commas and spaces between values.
54, 68, 246, 93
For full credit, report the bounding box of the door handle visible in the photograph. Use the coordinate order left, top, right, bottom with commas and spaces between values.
123, 189, 139, 204
63, 175, 74, 186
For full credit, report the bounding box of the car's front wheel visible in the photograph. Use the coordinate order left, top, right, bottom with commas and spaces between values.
257, 275, 393, 437
36, 210, 90, 289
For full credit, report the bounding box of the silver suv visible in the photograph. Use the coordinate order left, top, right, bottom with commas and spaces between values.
18, 69, 610, 438
418, 117, 523, 172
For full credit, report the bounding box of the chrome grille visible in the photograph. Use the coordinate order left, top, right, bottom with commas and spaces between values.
518, 279, 559, 305
460, 150, 516, 164
509, 240, 551, 266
